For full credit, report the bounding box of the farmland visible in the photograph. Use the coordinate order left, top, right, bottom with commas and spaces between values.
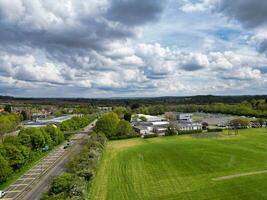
90, 128, 267, 200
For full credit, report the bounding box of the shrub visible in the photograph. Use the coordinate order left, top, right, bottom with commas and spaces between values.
0, 155, 12, 183
109, 135, 139, 140
178, 130, 202, 135
143, 134, 158, 139
207, 128, 223, 132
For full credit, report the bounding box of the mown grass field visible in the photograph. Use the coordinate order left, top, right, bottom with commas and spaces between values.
90, 129, 267, 200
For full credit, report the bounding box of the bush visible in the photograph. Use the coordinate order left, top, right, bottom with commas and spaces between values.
4, 144, 25, 170
178, 130, 202, 135
44, 131, 107, 200
207, 128, 223, 132
109, 134, 139, 140
143, 134, 158, 139
0, 155, 12, 183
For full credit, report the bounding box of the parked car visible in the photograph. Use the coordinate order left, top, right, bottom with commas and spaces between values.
0, 191, 6, 198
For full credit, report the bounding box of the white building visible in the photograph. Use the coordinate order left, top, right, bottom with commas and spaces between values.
176, 113, 192, 122
174, 121, 202, 131
137, 114, 165, 122
133, 115, 169, 136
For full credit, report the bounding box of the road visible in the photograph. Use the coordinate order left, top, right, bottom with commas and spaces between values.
2, 120, 96, 200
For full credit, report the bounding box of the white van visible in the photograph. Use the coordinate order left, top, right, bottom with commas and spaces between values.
0, 191, 6, 198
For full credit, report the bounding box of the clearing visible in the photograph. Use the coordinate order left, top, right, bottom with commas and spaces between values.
90, 128, 267, 200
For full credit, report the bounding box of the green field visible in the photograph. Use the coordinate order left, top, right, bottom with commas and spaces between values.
90, 129, 267, 200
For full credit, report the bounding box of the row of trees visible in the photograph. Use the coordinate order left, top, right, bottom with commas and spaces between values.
95, 112, 135, 139
132, 100, 267, 118
0, 125, 64, 184
42, 132, 107, 200
59, 115, 95, 132
0, 115, 95, 185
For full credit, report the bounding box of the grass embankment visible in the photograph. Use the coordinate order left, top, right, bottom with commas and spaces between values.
90, 128, 267, 200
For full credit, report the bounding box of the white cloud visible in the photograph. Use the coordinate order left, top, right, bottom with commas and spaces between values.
180, 0, 214, 13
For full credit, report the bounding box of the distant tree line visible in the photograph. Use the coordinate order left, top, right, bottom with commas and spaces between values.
133, 99, 267, 118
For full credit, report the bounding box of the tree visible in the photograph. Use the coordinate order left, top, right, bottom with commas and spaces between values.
4, 144, 25, 170
124, 112, 132, 122
131, 103, 140, 110
4, 105, 12, 113
20, 110, 28, 121
95, 112, 120, 137
0, 155, 12, 183
41, 128, 53, 148
116, 120, 133, 136
139, 116, 147, 122
44, 125, 64, 146
165, 126, 177, 136
230, 118, 250, 129
18, 131, 32, 148
165, 112, 176, 121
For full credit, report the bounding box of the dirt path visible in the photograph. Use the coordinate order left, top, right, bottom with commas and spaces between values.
212, 170, 267, 181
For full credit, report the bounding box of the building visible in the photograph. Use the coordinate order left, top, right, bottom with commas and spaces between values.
173, 121, 202, 132
136, 114, 165, 122
134, 125, 153, 135
176, 113, 192, 122
132, 115, 169, 136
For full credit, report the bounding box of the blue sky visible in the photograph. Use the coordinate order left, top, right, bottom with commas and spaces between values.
0, 0, 267, 97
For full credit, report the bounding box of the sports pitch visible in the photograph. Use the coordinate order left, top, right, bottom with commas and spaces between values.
90, 128, 267, 200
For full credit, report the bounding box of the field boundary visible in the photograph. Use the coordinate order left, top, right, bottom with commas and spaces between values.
212, 169, 267, 181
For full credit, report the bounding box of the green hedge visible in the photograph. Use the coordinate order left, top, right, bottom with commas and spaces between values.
178, 130, 202, 135
109, 134, 139, 140
42, 132, 107, 200
143, 134, 158, 139
207, 128, 223, 132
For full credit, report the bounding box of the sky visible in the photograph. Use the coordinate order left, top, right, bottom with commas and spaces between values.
0, 0, 267, 98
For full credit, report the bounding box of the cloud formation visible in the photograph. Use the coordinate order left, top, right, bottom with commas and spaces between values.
0, 0, 267, 97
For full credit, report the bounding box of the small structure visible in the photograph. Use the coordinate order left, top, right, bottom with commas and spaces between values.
176, 113, 192, 122
134, 125, 153, 135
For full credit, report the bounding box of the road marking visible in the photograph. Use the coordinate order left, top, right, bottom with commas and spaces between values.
6, 190, 22, 193
1, 198, 13, 200
212, 170, 267, 181
25, 173, 40, 176
11, 183, 29, 186
18, 177, 35, 180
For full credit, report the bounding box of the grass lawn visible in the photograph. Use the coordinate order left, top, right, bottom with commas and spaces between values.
89, 128, 267, 200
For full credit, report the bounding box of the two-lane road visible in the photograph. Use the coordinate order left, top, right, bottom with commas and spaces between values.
2, 120, 96, 200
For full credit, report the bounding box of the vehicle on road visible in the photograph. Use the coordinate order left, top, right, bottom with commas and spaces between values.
0, 191, 6, 198
63, 143, 71, 149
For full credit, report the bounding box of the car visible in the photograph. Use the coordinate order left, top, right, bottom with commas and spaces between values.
63, 143, 70, 149
0, 191, 6, 198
